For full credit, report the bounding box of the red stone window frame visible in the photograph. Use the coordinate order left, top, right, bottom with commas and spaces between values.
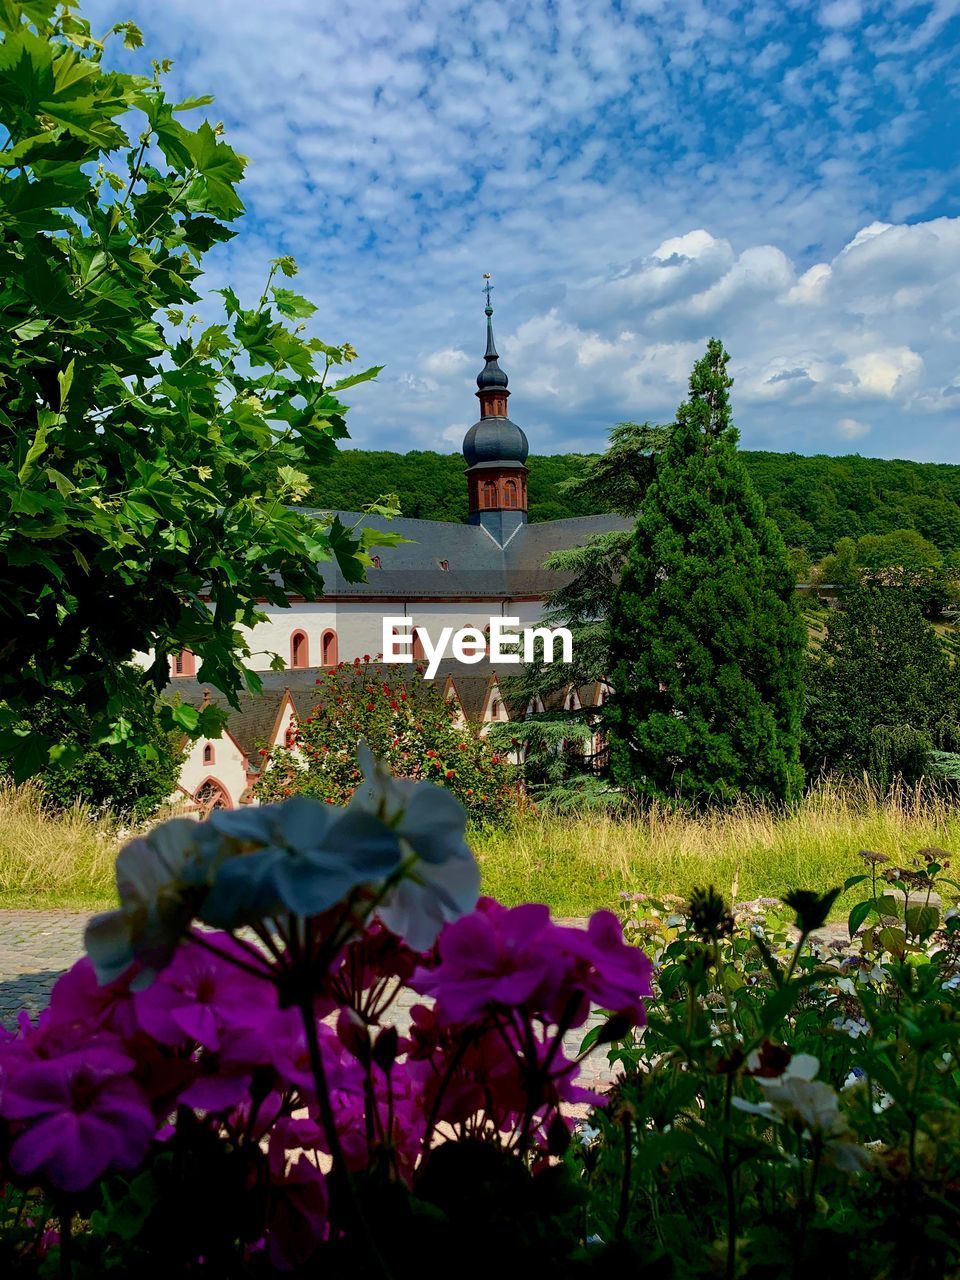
202, 743, 215, 765
172, 649, 196, 677
290, 630, 309, 669
321, 628, 339, 667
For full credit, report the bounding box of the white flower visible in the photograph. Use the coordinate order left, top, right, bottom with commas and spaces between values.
85, 818, 220, 986
351, 741, 480, 950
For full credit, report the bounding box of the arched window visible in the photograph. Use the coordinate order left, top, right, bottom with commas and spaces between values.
290, 630, 309, 669
194, 778, 230, 816
284, 721, 298, 748
412, 628, 426, 662
202, 743, 215, 765
321, 629, 338, 666
504, 479, 518, 509
172, 649, 195, 677
371, 555, 382, 569
482, 480, 497, 508
490, 697, 502, 719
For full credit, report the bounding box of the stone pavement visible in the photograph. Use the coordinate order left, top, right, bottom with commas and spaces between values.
0, 910, 616, 1090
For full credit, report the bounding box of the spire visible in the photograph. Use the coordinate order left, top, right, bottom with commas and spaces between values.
477, 273, 508, 392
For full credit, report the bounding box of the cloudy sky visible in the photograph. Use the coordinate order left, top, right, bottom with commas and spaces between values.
88, 0, 960, 461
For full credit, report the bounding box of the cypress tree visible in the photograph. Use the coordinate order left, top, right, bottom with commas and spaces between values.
607, 339, 805, 804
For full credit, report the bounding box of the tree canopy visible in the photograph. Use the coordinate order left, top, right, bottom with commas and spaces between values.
607, 340, 806, 805
0, 2, 389, 776
310, 447, 960, 560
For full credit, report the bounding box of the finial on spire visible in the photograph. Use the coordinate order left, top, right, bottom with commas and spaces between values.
482, 272, 494, 316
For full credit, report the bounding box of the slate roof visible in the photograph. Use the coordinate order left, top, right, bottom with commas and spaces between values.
299, 510, 631, 599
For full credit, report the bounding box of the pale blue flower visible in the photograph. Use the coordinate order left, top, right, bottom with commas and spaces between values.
351, 741, 480, 949
85, 819, 220, 986
201, 797, 404, 926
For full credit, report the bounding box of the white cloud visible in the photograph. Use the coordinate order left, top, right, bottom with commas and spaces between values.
819, 0, 863, 29
837, 417, 871, 439
79, 0, 960, 462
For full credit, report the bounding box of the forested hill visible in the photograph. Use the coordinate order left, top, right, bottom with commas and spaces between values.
314, 450, 960, 557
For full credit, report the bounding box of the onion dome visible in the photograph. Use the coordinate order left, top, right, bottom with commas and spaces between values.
462, 417, 528, 465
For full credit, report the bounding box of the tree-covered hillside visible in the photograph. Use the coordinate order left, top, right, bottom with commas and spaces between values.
313, 449, 960, 556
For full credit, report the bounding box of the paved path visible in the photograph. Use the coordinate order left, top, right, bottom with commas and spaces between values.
0, 910, 615, 1090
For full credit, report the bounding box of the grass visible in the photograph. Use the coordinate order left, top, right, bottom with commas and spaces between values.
0, 783, 119, 910
474, 778, 960, 919
2, 778, 960, 920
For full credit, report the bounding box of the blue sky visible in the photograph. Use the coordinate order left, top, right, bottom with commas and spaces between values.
88, 0, 960, 461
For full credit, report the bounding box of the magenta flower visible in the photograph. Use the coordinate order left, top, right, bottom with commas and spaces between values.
413, 899, 650, 1032
545, 909, 654, 1026
134, 936, 277, 1051
412, 900, 559, 1024
46, 957, 140, 1042
0, 1042, 156, 1192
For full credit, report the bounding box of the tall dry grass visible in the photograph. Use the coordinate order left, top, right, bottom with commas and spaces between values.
2, 778, 960, 918
474, 778, 960, 918
0, 782, 119, 908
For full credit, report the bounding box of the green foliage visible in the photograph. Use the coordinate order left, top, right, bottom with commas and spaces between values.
0, 675, 183, 819
598, 855, 960, 1279
0, 2, 383, 775
804, 583, 960, 781
255, 659, 514, 822
607, 340, 806, 805
815, 529, 954, 617
307, 446, 960, 559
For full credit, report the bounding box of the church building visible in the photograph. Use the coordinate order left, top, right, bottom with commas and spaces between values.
168, 287, 629, 810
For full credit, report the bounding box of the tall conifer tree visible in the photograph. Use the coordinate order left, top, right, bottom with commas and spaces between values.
607, 340, 805, 804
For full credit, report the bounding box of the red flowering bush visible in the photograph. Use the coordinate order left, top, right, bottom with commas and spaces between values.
0, 754, 651, 1275
255, 658, 514, 822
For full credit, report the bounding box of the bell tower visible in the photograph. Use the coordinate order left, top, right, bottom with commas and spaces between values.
462, 275, 529, 545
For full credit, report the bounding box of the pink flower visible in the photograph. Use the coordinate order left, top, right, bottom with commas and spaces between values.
411, 900, 561, 1024
0, 1042, 155, 1192
45, 957, 140, 1041
413, 899, 651, 1031
134, 936, 277, 1051
265, 1150, 328, 1269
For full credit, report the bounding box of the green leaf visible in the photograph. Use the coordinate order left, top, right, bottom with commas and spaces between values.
58, 358, 74, 409
216, 285, 240, 317
848, 898, 874, 938
272, 286, 316, 319
173, 95, 215, 112
170, 702, 200, 732
13, 317, 50, 341
18, 424, 49, 481
843, 873, 869, 892
331, 364, 383, 393
273, 255, 298, 277
904, 903, 939, 941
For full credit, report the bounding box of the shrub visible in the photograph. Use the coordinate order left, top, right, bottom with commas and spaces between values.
254, 658, 515, 822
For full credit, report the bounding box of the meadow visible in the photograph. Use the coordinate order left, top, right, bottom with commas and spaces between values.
3, 778, 959, 917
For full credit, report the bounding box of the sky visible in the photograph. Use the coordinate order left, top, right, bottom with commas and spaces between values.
86, 0, 960, 462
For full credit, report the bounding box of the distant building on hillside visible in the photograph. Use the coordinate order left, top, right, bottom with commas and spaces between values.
167, 286, 628, 811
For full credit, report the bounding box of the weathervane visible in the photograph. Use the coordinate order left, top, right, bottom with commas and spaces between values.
482, 272, 494, 311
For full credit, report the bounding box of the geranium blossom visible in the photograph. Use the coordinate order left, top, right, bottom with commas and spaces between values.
413, 899, 651, 1030
134, 935, 277, 1051
202, 796, 405, 926
0, 1042, 155, 1192
85, 818, 221, 985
